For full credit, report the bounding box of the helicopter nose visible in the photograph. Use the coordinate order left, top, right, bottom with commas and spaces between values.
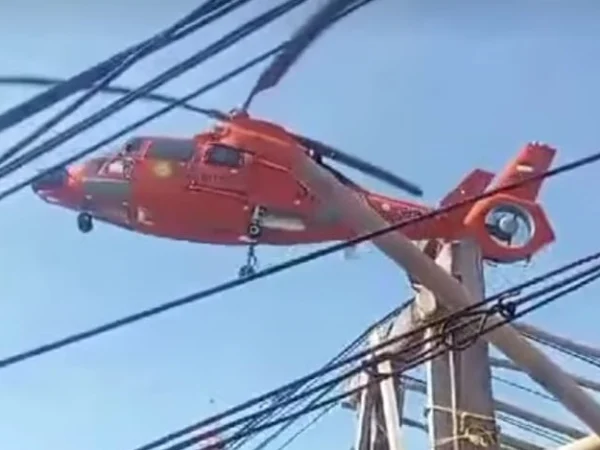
31, 167, 69, 194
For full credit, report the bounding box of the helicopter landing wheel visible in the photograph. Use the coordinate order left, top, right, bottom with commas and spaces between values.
77, 213, 93, 233
247, 223, 262, 239
238, 264, 256, 278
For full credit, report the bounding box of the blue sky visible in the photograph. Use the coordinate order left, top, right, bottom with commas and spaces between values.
1, 1, 600, 449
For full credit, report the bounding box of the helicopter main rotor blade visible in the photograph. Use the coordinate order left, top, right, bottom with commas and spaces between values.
295, 134, 423, 197
242, 0, 362, 110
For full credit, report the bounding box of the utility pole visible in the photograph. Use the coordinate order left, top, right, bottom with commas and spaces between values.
418, 240, 498, 450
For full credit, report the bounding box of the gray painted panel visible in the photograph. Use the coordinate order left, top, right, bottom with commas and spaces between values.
83, 178, 132, 202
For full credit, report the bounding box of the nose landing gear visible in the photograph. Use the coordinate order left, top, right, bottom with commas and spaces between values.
77, 213, 93, 233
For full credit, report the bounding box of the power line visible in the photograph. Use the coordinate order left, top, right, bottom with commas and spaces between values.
0, 0, 247, 136
0, 0, 252, 165
231, 300, 411, 450
137, 262, 600, 450
0, 158, 599, 370
0, 0, 371, 200
521, 332, 600, 369
0, 0, 310, 181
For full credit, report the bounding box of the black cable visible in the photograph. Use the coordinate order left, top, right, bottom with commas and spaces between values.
0, 151, 598, 370
146, 265, 600, 450
496, 413, 569, 445
270, 403, 336, 450
0, 75, 213, 115
0, 0, 371, 200
0, 0, 252, 165
0, 0, 309, 181
232, 300, 411, 450
523, 333, 600, 368
126, 256, 600, 450
0, 0, 242, 135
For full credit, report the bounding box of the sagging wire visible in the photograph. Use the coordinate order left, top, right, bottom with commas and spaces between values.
521, 332, 600, 370
0, 0, 372, 199
137, 261, 600, 450
0, 0, 249, 137
130, 257, 600, 449
249, 319, 557, 450
0, 157, 599, 369
0, 75, 215, 115
231, 301, 412, 450
0, 0, 253, 166
0, 0, 311, 182
496, 413, 569, 446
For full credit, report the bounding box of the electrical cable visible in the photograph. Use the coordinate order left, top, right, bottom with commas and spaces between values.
0, 75, 214, 115
0, 159, 599, 370
231, 300, 411, 450
521, 332, 600, 369
0, 0, 248, 136
124, 256, 600, 450
0, 0, 253, 166
255, 305, 561, 450
270, 403, 336, 450
496, 413, 569, 445
491, 375, 556, 402
137, 263, 600, 450
0, 0, 371, 198
0, 0, 311, 181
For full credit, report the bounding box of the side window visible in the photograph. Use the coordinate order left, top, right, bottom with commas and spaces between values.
205, 145, 244, 168
146, 137, 196, 162
98, 155, 133, 178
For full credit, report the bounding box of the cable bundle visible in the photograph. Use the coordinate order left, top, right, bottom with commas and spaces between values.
124, 251, 600, 450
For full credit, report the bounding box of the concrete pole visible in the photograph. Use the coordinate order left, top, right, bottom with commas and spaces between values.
294, 155, 600, 433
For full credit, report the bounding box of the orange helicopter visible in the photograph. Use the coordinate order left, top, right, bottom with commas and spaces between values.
29, 0, 556, 277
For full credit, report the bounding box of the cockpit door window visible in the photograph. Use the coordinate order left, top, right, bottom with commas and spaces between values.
204, 144, 245, 168
146, 138, 196, 162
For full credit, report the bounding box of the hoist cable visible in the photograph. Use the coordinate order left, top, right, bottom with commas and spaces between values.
0, 0, 253, 166
134, 263, 600, 450
0, 154, 599, 370
0, 0, 371, 199
0, 0, 246, 136
0, 0, 312, 182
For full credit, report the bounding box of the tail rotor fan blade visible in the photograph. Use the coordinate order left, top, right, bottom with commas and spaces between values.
242, 0, 355, 110
296, 134, 423, 197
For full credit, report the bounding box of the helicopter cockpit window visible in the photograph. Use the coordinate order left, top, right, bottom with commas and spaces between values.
146, 137, 196, 162
205, 144, 244, 168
